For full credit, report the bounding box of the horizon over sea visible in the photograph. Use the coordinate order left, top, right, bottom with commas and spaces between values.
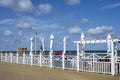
1, 50, 120, 56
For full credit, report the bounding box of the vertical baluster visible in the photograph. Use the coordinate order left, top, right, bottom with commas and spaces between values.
1, 51, 2, 62
10, 52, 13, 63
5, 52, 7, 62
23, 52, 25, 64
16, 52, 18, 64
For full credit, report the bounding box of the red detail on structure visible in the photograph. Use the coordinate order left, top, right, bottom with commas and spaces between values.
56, 52, 67, 58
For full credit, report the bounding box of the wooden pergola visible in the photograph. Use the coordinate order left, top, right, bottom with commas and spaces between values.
74, 33, 120, 76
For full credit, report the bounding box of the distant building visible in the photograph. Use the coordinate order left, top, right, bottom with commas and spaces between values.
18, 48, 27, 54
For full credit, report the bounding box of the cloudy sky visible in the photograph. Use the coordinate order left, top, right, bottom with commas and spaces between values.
0, 0, 120, 51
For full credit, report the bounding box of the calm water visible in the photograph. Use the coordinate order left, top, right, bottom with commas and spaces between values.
1, 50, 120, 56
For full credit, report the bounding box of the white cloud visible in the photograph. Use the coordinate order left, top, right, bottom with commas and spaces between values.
67, 26, 82, 34
0, 0, 34, 13
15, 17, 42, 33
80, 18, 90, 24
87, 26, 113, 36
0, 19, 14, 25
66, 0, 80, 5
37, 3, 52, 15
0, 0, 53, 15
101, 3, 120, 10
4, 30, 12, 36
16, 22, 31, 29
0, 0, 12, 6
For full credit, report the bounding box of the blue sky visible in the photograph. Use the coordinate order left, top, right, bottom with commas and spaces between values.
0, 0, 120, 51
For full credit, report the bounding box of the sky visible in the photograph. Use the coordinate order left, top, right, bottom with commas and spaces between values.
0, 0, 120, 51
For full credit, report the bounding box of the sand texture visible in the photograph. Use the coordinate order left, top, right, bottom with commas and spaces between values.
0, 62, 120, 80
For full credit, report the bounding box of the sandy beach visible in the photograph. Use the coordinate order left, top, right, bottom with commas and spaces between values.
0, 62, 120, 80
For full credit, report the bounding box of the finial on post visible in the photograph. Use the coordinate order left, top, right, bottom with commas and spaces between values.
107, 34, 112, 40
50, 34, 54, 40
50, 34, 54, 52
81, 33, 85, 40
30, 37, 33, 41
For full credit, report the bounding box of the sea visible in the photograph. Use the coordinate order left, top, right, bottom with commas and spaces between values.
1, 50, 120, 56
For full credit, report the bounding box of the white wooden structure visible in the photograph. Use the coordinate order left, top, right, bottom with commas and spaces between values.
74, 33, 120, 76
1, 34, 120, 76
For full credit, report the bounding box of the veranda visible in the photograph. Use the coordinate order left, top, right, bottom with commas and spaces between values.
0, 34, 120, 76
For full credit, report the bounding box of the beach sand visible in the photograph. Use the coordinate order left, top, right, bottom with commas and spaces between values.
0, 62, 120, 80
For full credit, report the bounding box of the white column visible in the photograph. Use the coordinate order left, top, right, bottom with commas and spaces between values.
30, 52, 33, 66
41, 37, 45, 53
81, 33, 85, 58
77, 43, 80, 72
111, 41, 115, 76
50, 52, 52, 68
5, 53, 7, 62
39, 52, 42, 67
10, 52, 13, 63
93, 53, 95, 72
23, 52, 25, 64
40, 37, 44, 67
35, 33, 37, 55
30, 37, 33, 56
50, 34, 54, 68
81, 42, 85, 58
16, 52, 18, 64
107, 34, 112, 53
114, 42, 118, 62
1, 51, 2, 62
62, 37, 66, 70
30, 37, 33, 66
50, 34, 54, 52
62, 53, 65, 70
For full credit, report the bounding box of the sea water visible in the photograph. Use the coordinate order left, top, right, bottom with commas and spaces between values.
1, 50, 120, 56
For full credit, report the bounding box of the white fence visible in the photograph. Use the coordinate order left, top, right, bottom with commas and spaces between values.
1, 52, 120, 75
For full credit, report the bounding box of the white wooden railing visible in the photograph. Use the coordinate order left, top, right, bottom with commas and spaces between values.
0, 52, 120, 76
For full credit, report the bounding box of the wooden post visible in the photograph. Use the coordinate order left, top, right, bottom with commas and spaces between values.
114, 42, 118, 62
30, 52, 33, 66
5, 53, 7, 62
93, 53, 95, 72
107, 34, 112, 54
62, 53, 65, 70
1, 51, 2, 62
30, 37, 33, 66
41, 38, 45, 53
50, 34, 54, 68
50, 52, 53, 68
23, 52, 25, 64
16, 52, 18, 64
111, 41, 115, 76
40, 38, 44, 67
77, 43, 80, 72
30, 37, 33, 56
10, 52, 13, 63
81, 33, 85, 58
81, 42, 85, 58
39, 52, 42, 67
62, 37, 66, 70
